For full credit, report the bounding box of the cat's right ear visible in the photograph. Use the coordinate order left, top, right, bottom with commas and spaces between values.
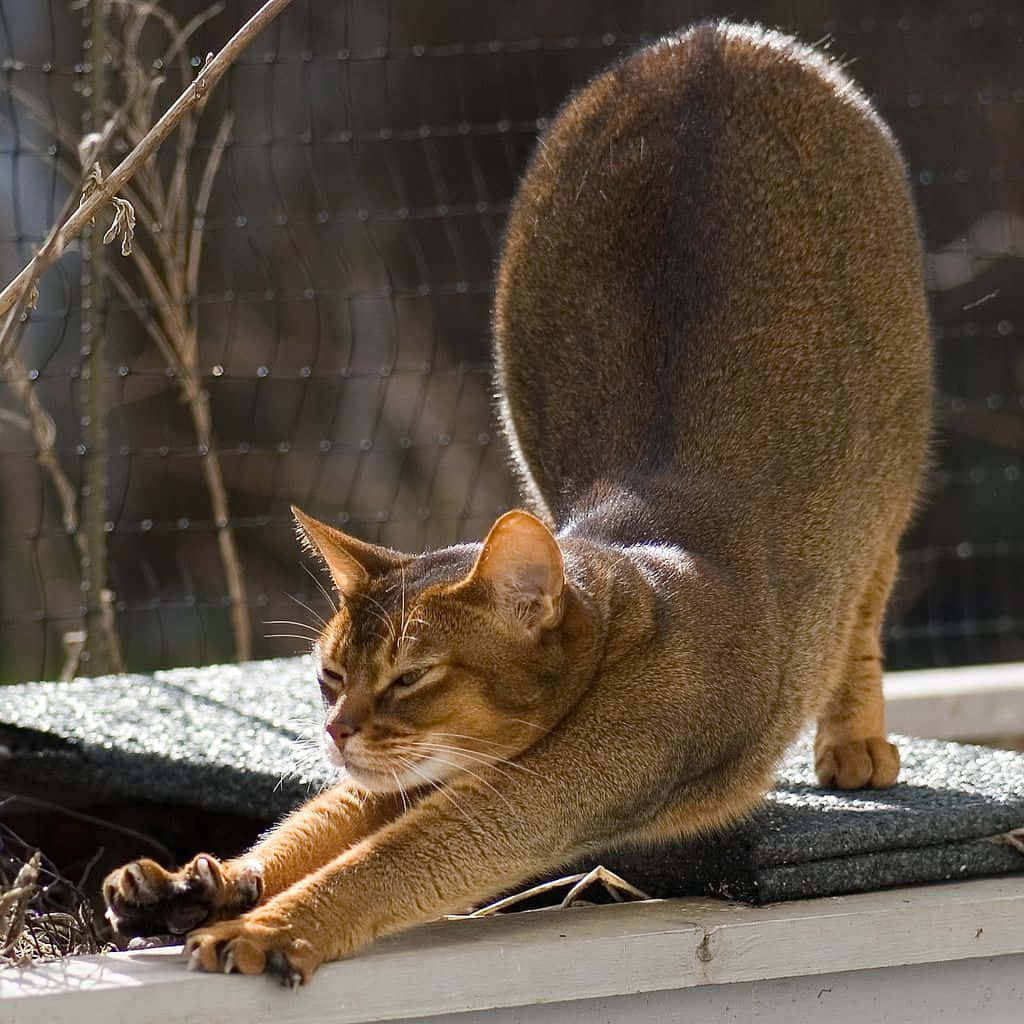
291, 506, 401, 598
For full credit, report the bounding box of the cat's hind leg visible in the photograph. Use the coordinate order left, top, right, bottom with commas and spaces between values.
814, 546, 901, 789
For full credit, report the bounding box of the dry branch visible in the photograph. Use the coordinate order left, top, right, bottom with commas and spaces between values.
0, 0, 295, 320
99, 1, 256, 659
80, 0, 125, 675
0, 0, 294, 665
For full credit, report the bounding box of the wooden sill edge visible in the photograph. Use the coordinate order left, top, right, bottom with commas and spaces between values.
3, 877, 1023, 1024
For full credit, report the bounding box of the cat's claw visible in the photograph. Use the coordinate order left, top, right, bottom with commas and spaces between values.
126, 933, 177, 951
184, 918, 320, 985
103, 854, 263, 940
267, 950, 304, 990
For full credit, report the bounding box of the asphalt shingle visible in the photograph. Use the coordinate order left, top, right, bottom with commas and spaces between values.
1, 657, 1021, 903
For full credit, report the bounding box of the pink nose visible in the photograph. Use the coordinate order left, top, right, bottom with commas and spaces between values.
326, 712, 358, 748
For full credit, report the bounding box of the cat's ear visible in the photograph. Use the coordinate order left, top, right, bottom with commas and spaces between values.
291, 506, 401, 598
466, 510, 565, 633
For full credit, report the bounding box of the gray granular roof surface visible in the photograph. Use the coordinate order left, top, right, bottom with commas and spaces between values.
1, 657, 1021, 904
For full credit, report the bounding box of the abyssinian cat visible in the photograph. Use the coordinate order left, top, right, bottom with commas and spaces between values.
104, 22, 932, 984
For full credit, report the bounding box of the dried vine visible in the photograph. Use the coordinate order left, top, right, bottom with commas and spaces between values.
0, 0, 295, 665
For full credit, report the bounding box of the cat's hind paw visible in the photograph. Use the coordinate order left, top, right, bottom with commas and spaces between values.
103, 854, 263, 939
184, 917, 320, 987
814, 737, 900, 789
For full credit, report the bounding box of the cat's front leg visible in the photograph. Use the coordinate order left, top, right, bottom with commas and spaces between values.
104, 853, 263, 940
104, 781, 408, 942
182, 770, 593, 985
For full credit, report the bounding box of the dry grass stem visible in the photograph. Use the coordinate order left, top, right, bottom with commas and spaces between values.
449, 866, 652, 919
0, 852, 40, 959
0, 819, 107, 968
98, 1, 257, 658
990, 826, 1024, 855
0, 0, 292, 663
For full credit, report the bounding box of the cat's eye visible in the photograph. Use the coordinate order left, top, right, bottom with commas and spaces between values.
389, 666, 436, 694
318, 666, 345, 703
394, 668, 427, 688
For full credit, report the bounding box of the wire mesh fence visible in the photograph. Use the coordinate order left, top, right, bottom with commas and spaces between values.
0, 0, 1022, 683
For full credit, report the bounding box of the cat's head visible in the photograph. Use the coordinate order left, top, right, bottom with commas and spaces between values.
292, 506, 574, 794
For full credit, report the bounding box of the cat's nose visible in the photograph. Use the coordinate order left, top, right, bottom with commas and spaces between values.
326, 711, 359, 748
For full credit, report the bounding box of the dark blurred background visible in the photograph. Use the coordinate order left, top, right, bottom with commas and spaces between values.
0, 0, 1021, 683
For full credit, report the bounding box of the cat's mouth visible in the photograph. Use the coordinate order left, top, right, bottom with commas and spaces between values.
330, 744, 462, 795
321, 735, 426, 793
343, 755, 434, 794
322, 729, 481, 794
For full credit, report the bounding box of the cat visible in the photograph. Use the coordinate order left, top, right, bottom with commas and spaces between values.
103, 21, 932, 985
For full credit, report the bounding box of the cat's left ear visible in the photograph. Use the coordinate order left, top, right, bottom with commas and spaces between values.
465, 510, 565, 634
292, 506, 403, 598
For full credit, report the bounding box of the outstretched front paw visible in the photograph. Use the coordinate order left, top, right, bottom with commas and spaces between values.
185, 916, 321, 988
103, 854, 263, 939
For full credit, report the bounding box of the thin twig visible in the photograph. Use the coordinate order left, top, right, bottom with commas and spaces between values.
0, 821, 106, 965
80, 0, 125, 674
0, 795, 175, 865
0, 182, 83, 370
0, 0, 292, 671
186, 110, 234, 309
451, 867, 652, 919
3, 350, 83, 545
104, 4, 251, 660
0, 852, 40, 958
0, 84, 168, 257
989, 826, 1024, 855
104, 4, 252, 659
0, 0, 295, 320
0, 0, 284, 665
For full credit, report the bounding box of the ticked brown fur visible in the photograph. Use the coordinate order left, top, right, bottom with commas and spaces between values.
105, 23, 932, 983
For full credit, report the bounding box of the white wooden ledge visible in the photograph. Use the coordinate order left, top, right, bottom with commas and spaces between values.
3, 878, 1023, 1024
885, 661, 1024, 741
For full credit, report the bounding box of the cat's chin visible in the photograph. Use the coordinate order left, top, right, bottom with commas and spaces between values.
320, 735, 459, 794
322, 738, 348, 770
348, 768, 404, 793
346, 757, 457, 795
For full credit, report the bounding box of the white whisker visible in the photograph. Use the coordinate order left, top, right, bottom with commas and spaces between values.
399, 560, 407, 649
301, 561, 340, 615
395, 747, 515, 812
360, 591, 397, 643
404, 741, 544, 780
394, 755, 476, 827
427, 731, 517, 750
263, 620, 322, 633
390, 767, 410, 815
506, 717, 552, 734
399, 618, 428, 651
285, 593, 329, 629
